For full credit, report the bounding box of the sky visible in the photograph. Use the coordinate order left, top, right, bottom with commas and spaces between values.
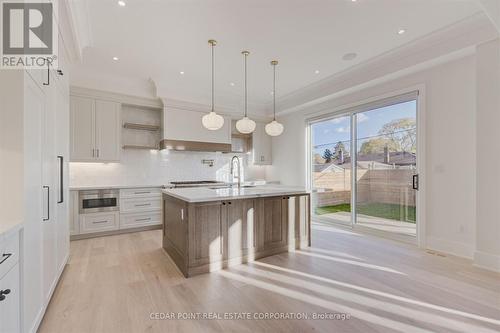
312, 100, 417, 155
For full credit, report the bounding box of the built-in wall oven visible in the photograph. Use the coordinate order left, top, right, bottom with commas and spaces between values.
79, 189, 119, 214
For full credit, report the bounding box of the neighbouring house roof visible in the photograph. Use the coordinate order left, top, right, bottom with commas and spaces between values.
314, 151, 416, 172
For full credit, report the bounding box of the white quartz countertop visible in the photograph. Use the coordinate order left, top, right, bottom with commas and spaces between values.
69, 184, 162, 191
162, 185, 309, 203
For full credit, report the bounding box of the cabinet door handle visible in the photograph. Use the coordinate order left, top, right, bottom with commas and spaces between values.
96, 149, 100, 158
92, 220, 108, 224
43, 59, 50, 86
0, 253, 12, 265
180, 209, 184, 221
43, 186, 50, 221
134, 191, 150, 194
57, 156, 64, 203
92, 149, 95, 157
135, 203, 151, 207
135, 218, 151, 222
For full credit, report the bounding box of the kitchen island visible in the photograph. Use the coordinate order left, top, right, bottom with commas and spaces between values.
161, 185, 310, 277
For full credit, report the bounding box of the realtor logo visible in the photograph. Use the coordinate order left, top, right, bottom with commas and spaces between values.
1, 1, 58, 68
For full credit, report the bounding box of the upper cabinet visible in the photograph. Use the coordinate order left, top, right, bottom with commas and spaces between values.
252, 122, 272, 165
70, 96, 120, 162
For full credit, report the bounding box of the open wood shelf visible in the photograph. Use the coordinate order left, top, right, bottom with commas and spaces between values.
123, 122, 160, 131
122, 144, 158, 150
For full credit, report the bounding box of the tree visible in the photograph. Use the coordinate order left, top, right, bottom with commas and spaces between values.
322, 149, 333, 163
359, 118, 416, 154
360, 138, 397, 154
379, 118, 416, 153
333, 141, 347, 157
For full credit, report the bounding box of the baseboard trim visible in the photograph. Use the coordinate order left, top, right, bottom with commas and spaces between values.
426, 236, 474, 259
70, 224, 161, 240
30, 252, 70, 333
473, 250, 500, 273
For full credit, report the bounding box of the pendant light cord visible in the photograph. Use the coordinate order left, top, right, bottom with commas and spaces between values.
211, 42, 215, 112
273, 62, 276, 121
244, 52, 248, 117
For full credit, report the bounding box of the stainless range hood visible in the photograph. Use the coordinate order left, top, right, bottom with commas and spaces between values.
159, 139, 231, 152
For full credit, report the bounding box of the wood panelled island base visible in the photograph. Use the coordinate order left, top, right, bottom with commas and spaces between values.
162, 193, 310, 277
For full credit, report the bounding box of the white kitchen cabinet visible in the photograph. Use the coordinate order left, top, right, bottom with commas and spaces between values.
252, 122, 272, 165
79, 211, 119, 234
70, 96, 94, 161
95, 100, 121, 161
70, 96, 121, 162
0, 265, 20, 333
69, 191, 80, 236
120, 211, 162, 229
23, 64, 70, 333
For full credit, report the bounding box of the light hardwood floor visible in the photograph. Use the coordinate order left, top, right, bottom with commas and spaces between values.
38, 225, 500, 333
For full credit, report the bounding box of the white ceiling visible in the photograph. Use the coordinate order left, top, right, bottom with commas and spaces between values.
74, 0, 481, 115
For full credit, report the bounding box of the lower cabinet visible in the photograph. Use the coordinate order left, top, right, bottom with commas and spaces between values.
223, 199, 257, 261
0, 265, 20, 333
79, 212, 119, 234
256, 196, 288, 252
120, 211, 161, 229
0, 229, 21, 333
163, 193, 310, 277
188, 201, 224, 268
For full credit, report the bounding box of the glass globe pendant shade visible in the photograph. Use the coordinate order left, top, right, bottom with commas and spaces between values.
202, 111, 225, 130
265, 120, 284, 136
236, 116, 256, 134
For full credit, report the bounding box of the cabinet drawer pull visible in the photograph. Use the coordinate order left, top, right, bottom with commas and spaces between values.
135, 218, 151, 222
134, 191, 151, 194
92, 220, 108, 224
135, 203, 151, 207
0, 253, 11, 265
0, 289, 11, 301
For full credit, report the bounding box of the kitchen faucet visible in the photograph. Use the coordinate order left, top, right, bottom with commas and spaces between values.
230, 156, 241, 188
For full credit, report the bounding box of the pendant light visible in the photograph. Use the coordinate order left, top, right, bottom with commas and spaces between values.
202, 39, 225, 131
265, 60, 284, 136
236, 51, 256, 134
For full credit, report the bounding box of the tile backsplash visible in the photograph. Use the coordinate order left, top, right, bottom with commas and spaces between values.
69, 149, 267, 187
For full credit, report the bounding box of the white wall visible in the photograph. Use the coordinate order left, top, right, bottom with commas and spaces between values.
475, 38, 500, 271
269, 55, 477, 258
70, 149, 266, 187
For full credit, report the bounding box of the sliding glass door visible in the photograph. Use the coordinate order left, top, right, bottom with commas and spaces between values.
311, 115, 352, 226
310, 94, 418, 238
354, 101, 417, 236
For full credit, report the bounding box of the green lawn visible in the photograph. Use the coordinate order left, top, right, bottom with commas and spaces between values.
315, 203, 416, 223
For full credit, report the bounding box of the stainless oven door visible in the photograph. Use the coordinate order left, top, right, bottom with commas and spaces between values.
79, 190, 119, 214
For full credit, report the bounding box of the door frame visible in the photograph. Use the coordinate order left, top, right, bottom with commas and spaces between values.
305, 84, 426, 248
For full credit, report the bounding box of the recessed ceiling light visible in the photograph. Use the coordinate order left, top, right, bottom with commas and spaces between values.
351, 0, 357, 2
270, 91, 274, 95
179, 71, 185, 75
118, 1, 126, 6
342, 52, 357, 61
230, 82, 235, 86
112, 56, 119, 61
398, 29, 406, 35
314, 70, 320, 74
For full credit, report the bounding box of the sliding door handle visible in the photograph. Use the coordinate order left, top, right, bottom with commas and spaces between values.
412, 174, 419, 190
57, 156, 64, 203
43, 186, 50, 221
